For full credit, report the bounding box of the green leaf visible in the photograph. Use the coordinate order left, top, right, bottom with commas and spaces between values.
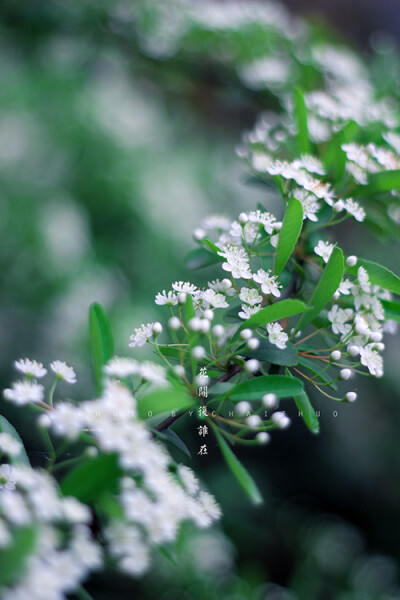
89, 302, 114, 394
382, 299, 400, 322
293, 88, 310, 154
61, 453, 122, 503
158, 344, 188, 359
275, 197, 303, 275
184, 293, 195, 322
213, 427, 263, 505
203, 238, 221, 255
236, 299, 307, 338
242, 339, 298, 366
153, 428, 191, 459
293, 390, 320, 435
296, 246, 344, 331
353, 169, 400, 196
0, 416, 30, 466
184, 248, 220, 270
297, 357, 337, 390
0, 525, 37, 586
229, 375, 303, 402
347, 259, 400, 295
137, 386, 194, 420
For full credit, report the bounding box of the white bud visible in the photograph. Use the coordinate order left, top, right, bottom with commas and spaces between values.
333, 291, 340, 300
246, 414, 262, 428
85, 446, 99, 458
221, 278, 232, 289
376, 342, 385, 351
240, 328, 253, 340
330, 350, 341, 361
370, 331, 383, 342
174, 365, 185, 377
236, 401, 251, 416
168, 316, 181, 330
333, 199, 345, 212
195, 374, 209, 386
203, 309, 214, 321
345, 392, 357, 402
346, 255, 357, 267
152, 322, 163, 335
247, 338, 260, 350
38, 413, 51, 428
238, 212, 248, 224
340, 368, 352, 380
262, 393, 278, 408
245, 359, 260, 373
188, 317, 202, 332
271, 411, 291, 429
348, 345, 359, 357
177, 292, 187, 304
192, 346, 206, 360
355, 316, 369, 334
212, 324, 225, 338
376, 368, 384, 378
256, 431, 271, 445
194, 228, 206, 240
199, 319, 210, 333
274, 222, 283, 231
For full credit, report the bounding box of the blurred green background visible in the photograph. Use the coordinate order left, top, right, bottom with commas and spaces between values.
1, 1, 400, 598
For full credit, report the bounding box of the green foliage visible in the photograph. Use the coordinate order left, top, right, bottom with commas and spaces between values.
137, 386, 194, 420
237, 299, 307, 336
89, 302, 114, 394
347, 259, 400, 294
293, 390, 320, 434
274, 197, 303, 275
0, 416, 30, 466
293, 88, 310, 154
213, 427, 263, 505
0, 526, 37, 587
354, 170, 400, 196
61, 453, 122, 503
297, 247, 344, 331
243, 339, 299, 366
228, 375, 304, 401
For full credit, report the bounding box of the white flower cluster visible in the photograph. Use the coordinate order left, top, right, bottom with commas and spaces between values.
3, 359, 76, 406
0, 463, 101, 600
41, 380, 220, 576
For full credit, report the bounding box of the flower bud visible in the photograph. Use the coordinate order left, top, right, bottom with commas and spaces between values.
199, 319, 210, 333
262, 393, 278, 408
152, 322, 163, 336
188, 317, 202, 332
376, 342, 385, 351
240, 328, 253, 340
192, 346, 206, 360
194, 228, 206, 240
271, 411, 291, 429
348, 345, 359, 357
247, 338, 260, 350
346, 255, 357, 267
203, 309, 214, 321
345, 392, 357, 402
177, 292, 187, 304
370, 331, 383, 342
256, 431, 271, 445
212, 324, 224, 338
174, 365, 185, 377
330, 350, 341, 361
246, 415, 262, 428
238, 212, 248, 224
333, 200, 345, 212
236, 401, 251, 416
274, 222, 283, 231
168, 316, 181, 330
340, 368, 352, 380
244, 359, 260, 373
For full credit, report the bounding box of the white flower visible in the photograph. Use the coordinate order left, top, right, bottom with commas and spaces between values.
293, 188, 320, 221
292, 154, 326, 175
343, 198, 365, 222
239, 287, 263, 306
357, 266, 371, 293
155, 290, 178, 305
218, 245, 252, 279
252, 269, 281, 297
359, 345, 383, 377
0, 433, 22, 457
327, 305, 354, 336
129, 323, 155, 348
208, 278, 235, 296
172, 281, 197, 294
4, 380, 44, 405
336, 279, 353, 295
47, 402, 85, 439
139, 362, 167, 386
201, 215, 231, 231
50, 361, 77, 384
314, 240, 334, 263
267, 322, 288, 349
201, 289, 229, 309
238, 304, 261, 320
14, 359, 47, 379
177, 465, 200, 496
248, 210, 277, 234
0, 490, 31, 525
105, 357, 140, 378
0, 464, 17, 491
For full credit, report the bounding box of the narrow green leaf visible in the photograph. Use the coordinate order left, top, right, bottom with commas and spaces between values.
184, 293, 195, 322
137, 386, 194, 420
89, 302, 114, 394
0, 525, 37, 586
203, 238, 221, 255
229, 375, 303, 402
296, 246, 344, 331
275, 197, 303, 275
242, 340, 298, 366
353, 169, 400, 196
297, 357, 337, 390
382, 299, 400, 322
347, 259, 400, 295
293, 390, 320, 435
213, 427, 263, 505
184, 248, 220, 270
294, 88, 310, 154
61, 453, 122, 503
153, 429, 191, 459
0, 416, 30, 466
236, 299, 307, 338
